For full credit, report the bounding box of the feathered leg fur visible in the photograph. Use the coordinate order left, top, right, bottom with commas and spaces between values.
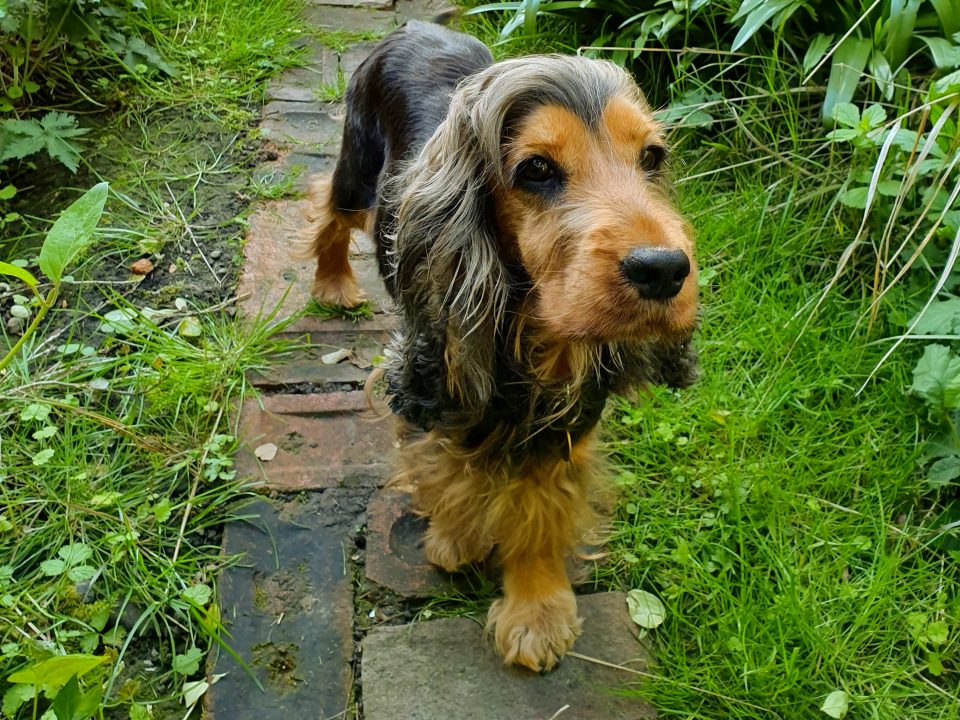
301, 177, 370, 307
392, 429, 599, 672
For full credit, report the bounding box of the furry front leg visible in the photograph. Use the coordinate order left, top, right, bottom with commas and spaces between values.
487, 552, 581, 672
484, 449, 596, 671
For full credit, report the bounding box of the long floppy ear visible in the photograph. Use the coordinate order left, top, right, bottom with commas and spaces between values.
382, 80, 511, 431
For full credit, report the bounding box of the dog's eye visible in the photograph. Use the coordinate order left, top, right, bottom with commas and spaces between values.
517, 156, 557, 184
640, 145, 666, 174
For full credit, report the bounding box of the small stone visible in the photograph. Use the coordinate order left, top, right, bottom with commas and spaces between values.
321, 348, 351, 365
5, 315, 24, 335
210, 248, 223, 260
130, 258, 154, 275
255, 443, 278, 461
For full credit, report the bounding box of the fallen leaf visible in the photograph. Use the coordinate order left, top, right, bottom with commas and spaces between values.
821, 690, 849, 718
255, 443, 278, 461
626, 589, 666, 629
130, 258, 154, 275
177, 316, 202, 338
322, 348, 351, 365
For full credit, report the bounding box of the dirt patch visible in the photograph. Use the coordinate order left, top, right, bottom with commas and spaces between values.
252, 642, 305, 692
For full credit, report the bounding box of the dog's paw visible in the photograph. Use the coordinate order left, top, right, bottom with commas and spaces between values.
487, 591, 582, 672
311, 273, 365, 308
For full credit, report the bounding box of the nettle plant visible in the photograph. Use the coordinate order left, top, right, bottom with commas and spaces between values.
825, 72, 960, 492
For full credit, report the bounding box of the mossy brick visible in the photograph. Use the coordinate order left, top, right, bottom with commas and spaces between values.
207, 496, 356, 718
247, 326, 390, 388
234, 392, 392, 489
362, 592, 657, 720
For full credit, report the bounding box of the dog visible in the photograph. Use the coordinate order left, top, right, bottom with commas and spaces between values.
300, 19, 699, 672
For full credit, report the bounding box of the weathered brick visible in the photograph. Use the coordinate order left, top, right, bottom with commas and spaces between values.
207, 496, 357, 718
237, 199, 392, 324
365, 488, 461, 597
362, 592, 657, 720
234, 392, 392, 489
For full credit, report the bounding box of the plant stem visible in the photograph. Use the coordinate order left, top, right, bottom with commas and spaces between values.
0, 285, 59, 373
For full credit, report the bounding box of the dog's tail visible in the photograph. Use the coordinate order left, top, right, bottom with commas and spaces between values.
431, 7, 464, 27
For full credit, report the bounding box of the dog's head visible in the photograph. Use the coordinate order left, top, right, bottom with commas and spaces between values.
387, 55, 698, 428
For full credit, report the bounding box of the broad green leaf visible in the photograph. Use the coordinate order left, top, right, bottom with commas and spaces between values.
177, 316, 202, 338
182, 584, 212, 606
821, 690, 849, 718
911, 344, 960, 406
173, 646, 202, 675
927, 456, 960, 487
908, 298, 960, 334
932, 0, 960, 37
861, 104, 887, 130
926, 620, 950, 644
876, 179, 902, 196
40, 558, 66, 576
831, 102, 860, 129
7, 654, 107, 688
869, 49, 894, 100
67, 565, 96, 583
2, 684, 34, 716
0, 260, 37, 288
32, 448, 55, 466
38, 182, 108, 282
921, 36, 960, 69
626, 589, 666, 629
803, 33, 834, 75
840, 186, 869, 208
0, 184, 16, 200
58, 543, 92, 565
886, 0, 922, 68
51, 674, 102, 720
730, 0, 798, 52
823, 37, 872, 125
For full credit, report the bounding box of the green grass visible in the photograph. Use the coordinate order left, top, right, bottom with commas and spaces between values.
595, 176, 958, 718
0, 0, 308, 716
304, 298, 374, 322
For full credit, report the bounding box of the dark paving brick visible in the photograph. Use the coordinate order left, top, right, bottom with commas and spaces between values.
249, 326, 390, 388
208, 494, 361, 718
365, 488, 461, 597
362, 592, 657, 720
261, 104, 342, 148
234, 392, 393, 489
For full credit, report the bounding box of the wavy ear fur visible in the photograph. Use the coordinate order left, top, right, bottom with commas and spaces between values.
382, 75, 512, 430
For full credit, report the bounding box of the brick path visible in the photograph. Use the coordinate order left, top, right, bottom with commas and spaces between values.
207, 2, 657, 717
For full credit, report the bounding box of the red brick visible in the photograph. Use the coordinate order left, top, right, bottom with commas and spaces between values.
235, 392, 393, 489
365, 488, 461, 597
237, 200, 392, 325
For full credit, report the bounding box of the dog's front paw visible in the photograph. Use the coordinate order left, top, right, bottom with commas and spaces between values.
487, 590, 582, 672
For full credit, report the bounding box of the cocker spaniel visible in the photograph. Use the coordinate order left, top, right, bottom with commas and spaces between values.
301, 19, 699, 672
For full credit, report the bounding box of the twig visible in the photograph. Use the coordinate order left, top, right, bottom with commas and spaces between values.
166, 183, 221, 285
545, 705, 571, 720
171, 402, 226, 563
565, 652, 783, 718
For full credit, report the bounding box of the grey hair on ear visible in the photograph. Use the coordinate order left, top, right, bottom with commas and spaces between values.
380, 55, 641, 428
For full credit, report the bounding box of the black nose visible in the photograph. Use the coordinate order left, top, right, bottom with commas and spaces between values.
622, 248, 690, 300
